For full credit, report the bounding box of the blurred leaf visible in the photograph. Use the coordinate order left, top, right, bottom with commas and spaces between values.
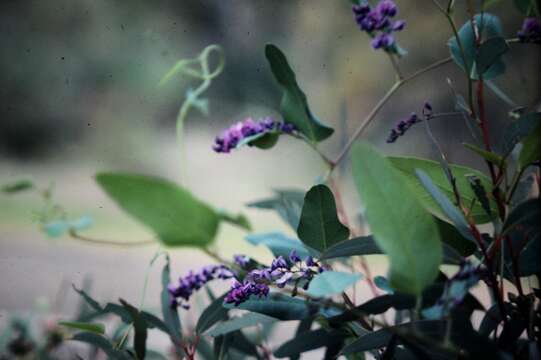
71, 332, 129, 359
374, 276, 394, 294
290, 317, 314, 360
43, 221, 70, 238
340, 320, 446, 355
207, 313, 275, 337
352, 144, 442, 295
58, 321, 105, 335
476, 37, 509, 76
216, 210, 252, 231
237, 131, 280, 150
466, 176, 493, 219
69, 215, 94, 231
224, 293, 313, 320
1, 179, 34, 194
72, 285, 103, 313
160, 255, 182, 347
140, 311, 170, 335
119, 299, 147, 360
479, 303, 513, 337
196, 294, 229, 334
245, 232, 313, 259
247, 189, 304, 230
448, 14, 505, 80
463, 143, 505, 166
435, 217, 476, 257
297, 184, 350, 252
388, 156, 496, 223
415, 170, 476, 245
265, 44, 334, 142
518, 233, 541, 276
307, 271, 362, 297
320, 236, 379, 260
96, 173, 219, 247
498, 112, 541, 156
519, 122, 541, 167
274, 329, 345, 358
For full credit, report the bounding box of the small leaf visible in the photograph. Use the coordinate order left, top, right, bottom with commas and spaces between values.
58, 321, 105, 335
274, 329, 345, 358
388, 156, 496, 223
307, 271, 362, 297
374, 276, 394, 294
207, 313, 276, 337
1, 179, 34, 194
247, 189, 304, 230
463, 143, 505, 166
72, 285, 103, 313
476, 37, 509, 76
43, 221, 70, 238
297, 184, 350, 252
223, 293, 313, 321
352, 143, 442, 295
415, 169, 476, 245
448, 13, 506, 80
69, 215, 94, 231
160, 255, 182, 346
237, 131, 280, 150
245, 232, 313, 259
96, 173, 219, 247
71, 332, 129, 359
519, 122, 541, 167
119, 299, 148, 360
265, 44, 334, 142
320, 236, 380, 260
196, 294, 229, 334
498, 112, 541, 156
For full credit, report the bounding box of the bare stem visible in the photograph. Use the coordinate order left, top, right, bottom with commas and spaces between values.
69, 231, 156, 247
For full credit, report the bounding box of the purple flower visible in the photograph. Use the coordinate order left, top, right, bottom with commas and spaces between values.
386, 110, 422, 144
289, 250, 301, 263
352, 0, 405, 53
271, 256, 290, 270
275, 272, 293, 288
168, 264, 235, 309
518, 17, 541, 44
213, 116, 297, 153
233, 254, 250, 268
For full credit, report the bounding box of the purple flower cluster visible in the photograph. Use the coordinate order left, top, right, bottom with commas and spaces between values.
224, 250, 325, 306
352, 0, 406, 51
518, 17, 541, 44
386, 102, 432, 143
168, 265, 235, 309
213, 117, 297, 153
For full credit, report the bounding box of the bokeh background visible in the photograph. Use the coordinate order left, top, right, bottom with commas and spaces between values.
1, 0, 540, 356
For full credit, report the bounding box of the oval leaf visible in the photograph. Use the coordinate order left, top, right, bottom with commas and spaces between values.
223, 293, 313, 321
297, 184, 350, 252
96, 173, 219, 247
352, 143, 442, 295
307, 271, 362, 297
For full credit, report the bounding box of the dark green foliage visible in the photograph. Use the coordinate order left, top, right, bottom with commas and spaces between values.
265, 44, 334, 142
297, 184, 350, 252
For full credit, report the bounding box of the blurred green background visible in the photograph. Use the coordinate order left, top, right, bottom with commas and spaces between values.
0, 0, 539, 352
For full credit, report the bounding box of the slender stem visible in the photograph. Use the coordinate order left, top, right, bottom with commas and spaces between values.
69, 231, 156, 247
387, 53, 404, 81
331, 57, 453, 168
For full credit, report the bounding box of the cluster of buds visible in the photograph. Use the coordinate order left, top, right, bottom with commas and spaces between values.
518, 17, 541, 44
213, 116, 297, 153
386, 102, 432, 143
168, 265, 235, 309
352, 0, 406, 51
224, 250, 325, 306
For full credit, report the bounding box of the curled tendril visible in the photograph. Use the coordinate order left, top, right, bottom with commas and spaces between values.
158, 45, 225, 177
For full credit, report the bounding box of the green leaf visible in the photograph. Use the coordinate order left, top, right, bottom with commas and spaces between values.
71, 332, 129, 359
476, 37, 509, 76
96, 173, 219, 247
216, 210, 251, 231
307, 271, 362, 297
297, 184, 350, 252
352, 143, 442, 295
58, 321, 105, 335
388, 156, 496, 223
499, 112, 541, 156
448, 13, 506, 80
119, 299, 147, 360
265, 44, 334, 142
1, 179, 34, 194
160, 256, 182, 349
463, 143, 505, 166
237, 131, 280, 150
245, 232, 313, 259
374, 277, 394, 294
72, 284, 103, 313
247, 189, 304, 230
320, 236, 380, 260
274, 329, 345, 358
207, 313, 276, 337
196, 294, 229, 334
519, 122, 541, 167
43, 221, 70, 238
224, 293, 313, 321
